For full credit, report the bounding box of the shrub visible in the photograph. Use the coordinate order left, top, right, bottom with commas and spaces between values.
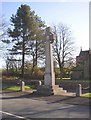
31, 67, 44, 80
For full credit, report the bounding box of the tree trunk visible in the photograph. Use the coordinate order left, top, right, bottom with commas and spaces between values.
21, 37, 25, 79
6, 62, 9, 74
57, 54, 62, 80
31, 52, 35, 76
35, 40, 38, 67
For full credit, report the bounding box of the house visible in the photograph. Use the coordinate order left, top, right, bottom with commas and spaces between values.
71, 49, 91, 80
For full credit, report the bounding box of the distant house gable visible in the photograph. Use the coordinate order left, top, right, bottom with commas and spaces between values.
71, 49, 91, 80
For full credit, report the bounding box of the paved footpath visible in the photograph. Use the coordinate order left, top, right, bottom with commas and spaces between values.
0, 90, 90, 119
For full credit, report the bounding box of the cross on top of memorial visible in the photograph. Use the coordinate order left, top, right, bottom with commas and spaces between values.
46, 27, 56, 43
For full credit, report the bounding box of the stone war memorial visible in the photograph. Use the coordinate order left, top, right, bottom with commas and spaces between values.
35, 27, 76, 96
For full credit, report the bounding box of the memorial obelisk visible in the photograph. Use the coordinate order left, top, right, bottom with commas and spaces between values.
44, 27, 55, 86
36, 27, 68, 95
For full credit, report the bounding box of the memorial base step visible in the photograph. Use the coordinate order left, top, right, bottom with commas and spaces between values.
34, 85, 76, 96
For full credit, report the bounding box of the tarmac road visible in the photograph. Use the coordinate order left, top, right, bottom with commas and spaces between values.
1, 91, 90, 119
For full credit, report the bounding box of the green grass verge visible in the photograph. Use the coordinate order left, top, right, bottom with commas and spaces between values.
81, 93, 91, 98
6, 85, 31, 91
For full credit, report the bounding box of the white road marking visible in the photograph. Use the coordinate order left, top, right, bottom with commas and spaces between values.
0, 105, 74, 119
0, 111, 31, 120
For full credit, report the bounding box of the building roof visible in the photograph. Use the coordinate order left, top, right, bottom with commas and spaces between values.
72, 49, 91, 72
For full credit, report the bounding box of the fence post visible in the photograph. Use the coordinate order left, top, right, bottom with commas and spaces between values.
76, 84, 82, 96
39, 81, 42, 86
20, 81, 25, 92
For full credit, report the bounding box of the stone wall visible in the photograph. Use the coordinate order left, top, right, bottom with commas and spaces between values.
84, 59, 89, 79
71, 71, 83, 80
56, 80, 89, 93
2, 79, 89, 94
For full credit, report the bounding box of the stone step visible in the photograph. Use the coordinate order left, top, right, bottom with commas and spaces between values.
54, 90, 67, 94
54, 92, 76, 96
52, 87, 63, 91
65, 92, 76, 96
53, 89, 67, 92
37, 86, 63, 91
51, 85, 60, 89
35, 85, 76, 96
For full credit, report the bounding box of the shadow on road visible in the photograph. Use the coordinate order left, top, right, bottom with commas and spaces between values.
1, 90, 90, 106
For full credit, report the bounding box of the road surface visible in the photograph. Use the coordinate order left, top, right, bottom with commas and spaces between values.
1, 91, 90, 119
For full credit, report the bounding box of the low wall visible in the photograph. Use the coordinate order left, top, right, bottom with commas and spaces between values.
56, 80, 89, 93
2, 79, 89, 93
2, 79, 41, 89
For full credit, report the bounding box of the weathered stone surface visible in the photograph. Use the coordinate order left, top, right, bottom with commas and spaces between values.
20, 81, 25, 92
35, 27, 76, 96
76, 84, 82, 96
35, 85, 76, 96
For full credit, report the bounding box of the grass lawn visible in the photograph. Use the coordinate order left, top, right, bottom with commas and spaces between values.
81, 93, 91, 98
4, 85, 31, 91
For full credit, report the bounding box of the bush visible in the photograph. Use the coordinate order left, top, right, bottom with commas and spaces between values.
2, 66, 44, 80
31, 67, 44, 80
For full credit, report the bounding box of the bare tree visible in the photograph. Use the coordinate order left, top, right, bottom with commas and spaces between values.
0, 16, 10, 59
53, 23, 75, 80
4, 53, 22, 75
